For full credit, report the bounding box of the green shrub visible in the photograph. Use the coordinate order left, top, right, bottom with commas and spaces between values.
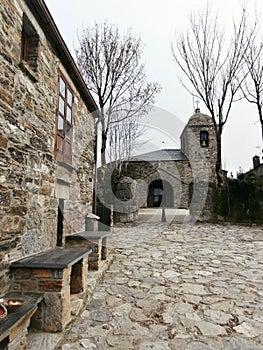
219, 175, 263, 224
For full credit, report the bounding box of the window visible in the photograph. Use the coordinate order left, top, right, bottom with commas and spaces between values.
200, 131, 209, 147
55, 75, 74, 163
21, 14, 39, 71
21, 32, 28, 61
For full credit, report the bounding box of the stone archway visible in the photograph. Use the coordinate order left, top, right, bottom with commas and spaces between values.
147, 179, 174, 208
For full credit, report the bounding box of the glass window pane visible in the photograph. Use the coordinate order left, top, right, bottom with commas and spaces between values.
58, 115, 64, 134
66, 124, 71, 140
66, 107, 72, 123
59, 77, 66, 97
67, 90, 73, 106
59, 97, 64, 115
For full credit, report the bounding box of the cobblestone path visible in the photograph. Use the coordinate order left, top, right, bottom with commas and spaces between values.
60, 223, 263, 349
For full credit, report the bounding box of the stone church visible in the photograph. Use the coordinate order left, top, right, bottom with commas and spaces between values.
112, 108, 218, 222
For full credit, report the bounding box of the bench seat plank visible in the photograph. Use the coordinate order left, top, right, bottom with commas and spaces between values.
10, 248, 92, 269
0, 293, 43, 342
66, 231, 111, 241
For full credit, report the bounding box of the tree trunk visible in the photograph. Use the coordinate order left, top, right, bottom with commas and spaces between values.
101, 131, 107, 165
258, 105, 263, 150
215, 126, 224, 220
216, 129, 222, 186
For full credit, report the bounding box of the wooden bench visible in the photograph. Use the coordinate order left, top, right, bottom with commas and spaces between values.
0, 292, 43, 350
10, 247, 92, 332
66, 231, 111, 270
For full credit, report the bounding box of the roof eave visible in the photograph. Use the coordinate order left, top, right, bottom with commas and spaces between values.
25, 0, 100, 117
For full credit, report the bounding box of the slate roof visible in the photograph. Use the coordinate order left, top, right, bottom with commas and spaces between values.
130, 149, 188, 162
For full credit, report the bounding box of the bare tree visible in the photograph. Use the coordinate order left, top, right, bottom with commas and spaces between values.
76, 22, 161, 165
109, 114, 145, 175
242, 37, 263, 146
172, 7, 254, 183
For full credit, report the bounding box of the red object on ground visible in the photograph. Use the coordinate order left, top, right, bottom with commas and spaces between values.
0, 304, 7, 318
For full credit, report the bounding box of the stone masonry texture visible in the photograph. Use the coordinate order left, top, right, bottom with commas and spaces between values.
0, 0, 95, 293
110, 110, 218, 223
55, 222, 263, 350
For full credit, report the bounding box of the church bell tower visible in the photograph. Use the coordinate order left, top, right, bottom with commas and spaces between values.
180, 108, 218, 221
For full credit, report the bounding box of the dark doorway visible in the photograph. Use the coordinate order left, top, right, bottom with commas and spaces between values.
57, 198, 64, 246
154, 187, 163, 207
97, 201, 111, 231
147, 180, 174, 207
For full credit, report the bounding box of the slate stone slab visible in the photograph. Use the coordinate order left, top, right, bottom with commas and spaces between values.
10, 248, 92, 269
0, 293, 43, 342
66, 231, 111, 242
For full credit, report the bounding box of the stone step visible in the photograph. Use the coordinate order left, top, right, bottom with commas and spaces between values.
138, 208, 189, 223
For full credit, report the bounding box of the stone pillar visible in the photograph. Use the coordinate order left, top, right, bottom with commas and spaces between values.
101, 236, 109, 260
37, 267, 72, 332
253, 155, 260, 168
11, 267, 72, 332
7, 326, 28, 350
70, 259, 88, 294
189, 181, 217, 222
66, 238, 101, 271
113, 177, 138, 223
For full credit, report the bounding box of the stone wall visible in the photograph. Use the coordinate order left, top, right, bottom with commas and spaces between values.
109, 110, 218, 222
181, 110, 218, 220
245, 163, 263, 177
111, 159, 192, 221
0, 0, 95, 293
180, 110, 217, 183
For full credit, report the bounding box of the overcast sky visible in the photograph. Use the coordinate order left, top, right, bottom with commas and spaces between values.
45, 0, 262, 175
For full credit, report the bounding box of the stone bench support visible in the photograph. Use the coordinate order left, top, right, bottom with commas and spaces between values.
66, 231, 110, 270
10, 248, 91, 332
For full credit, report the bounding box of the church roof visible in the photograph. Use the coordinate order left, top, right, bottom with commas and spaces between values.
130, 149, 188, 162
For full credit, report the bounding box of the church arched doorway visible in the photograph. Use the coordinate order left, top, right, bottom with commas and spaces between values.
147, 179, 174, 207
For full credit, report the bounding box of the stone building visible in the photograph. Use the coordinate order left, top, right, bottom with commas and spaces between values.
0, 0, 98, 294
111, 108, 218, 222
246, 155, 263, 176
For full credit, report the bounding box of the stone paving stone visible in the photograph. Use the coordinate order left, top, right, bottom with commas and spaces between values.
222, 337, 263, 350
203, 309, 232, 324
79, 338, 96, 349
234, 320, 263, 338
27, 332, 61, 350
56, 222, 263, 349
138, 341, 171, 349
185, 341, 219, 350
195, 320, 228, 336
106, 334, 134, 349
